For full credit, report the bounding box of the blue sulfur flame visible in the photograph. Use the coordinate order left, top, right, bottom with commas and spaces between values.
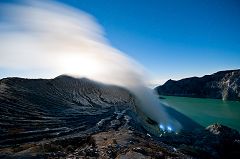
159, 124, 165, 130
159, 124, 173, 132
167, 126, 172, 131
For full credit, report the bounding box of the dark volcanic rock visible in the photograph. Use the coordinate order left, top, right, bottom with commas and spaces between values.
159, 123, 240, 159
155, 69, 240, 100
0, 75, 239, 159
0, 75, 134, 146
0, 76, 130, 145
0, 75, 190, 158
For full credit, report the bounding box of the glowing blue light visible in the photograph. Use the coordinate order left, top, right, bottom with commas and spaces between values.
159, 124, 165, 130
167, 126, 172, 131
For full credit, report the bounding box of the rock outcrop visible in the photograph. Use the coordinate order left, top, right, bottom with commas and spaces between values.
155, 69, 240, 100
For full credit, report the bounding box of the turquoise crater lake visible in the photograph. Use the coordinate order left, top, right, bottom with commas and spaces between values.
159, 96, 240, 131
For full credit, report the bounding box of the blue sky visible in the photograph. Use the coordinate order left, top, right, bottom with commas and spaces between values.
58, 0, 240, 83
1, 0, 240, 85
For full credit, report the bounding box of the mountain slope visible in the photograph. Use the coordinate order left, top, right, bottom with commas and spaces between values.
0, 75, 191, 158
155, 69, 240, 100
0, 75, 239, 158
0, 75, 135, 146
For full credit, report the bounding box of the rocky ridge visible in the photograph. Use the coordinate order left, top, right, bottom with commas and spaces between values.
155, 69, 240, 100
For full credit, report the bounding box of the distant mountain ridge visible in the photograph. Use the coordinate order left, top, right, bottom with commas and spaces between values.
155, 69, 240, 100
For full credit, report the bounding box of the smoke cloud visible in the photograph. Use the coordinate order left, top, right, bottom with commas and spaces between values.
0, 1, 181, 131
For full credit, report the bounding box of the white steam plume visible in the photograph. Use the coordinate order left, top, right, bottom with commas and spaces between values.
0, 1, 181, 131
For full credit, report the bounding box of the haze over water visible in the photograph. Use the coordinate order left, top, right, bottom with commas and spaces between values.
160, 96, 240, 131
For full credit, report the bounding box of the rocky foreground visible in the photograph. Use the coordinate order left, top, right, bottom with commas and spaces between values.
0, 75, 239, 159
155, 69, 240, 101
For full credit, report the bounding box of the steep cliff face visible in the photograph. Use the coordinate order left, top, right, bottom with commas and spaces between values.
155, 70, 240, 100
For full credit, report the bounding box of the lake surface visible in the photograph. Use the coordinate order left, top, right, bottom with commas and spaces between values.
159, 96, 240, 131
